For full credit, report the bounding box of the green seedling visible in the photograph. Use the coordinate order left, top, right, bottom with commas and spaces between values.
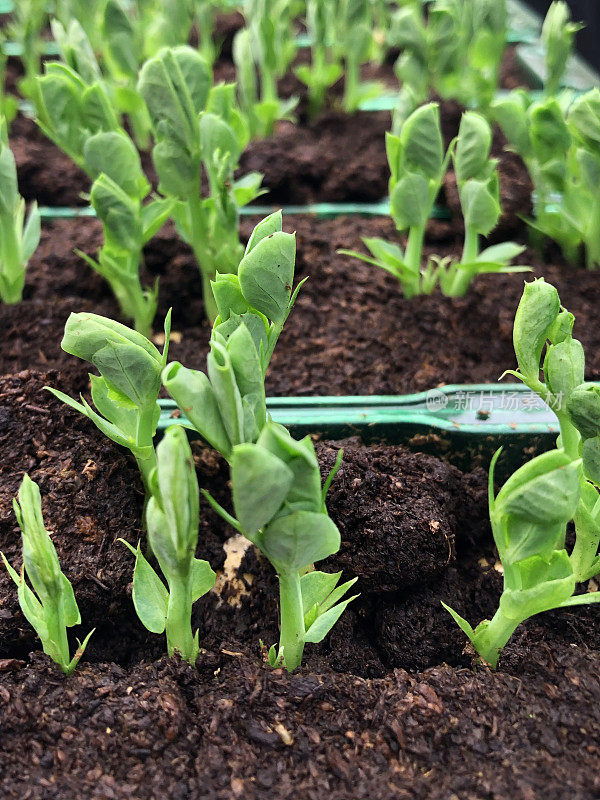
0, 118, 41, 304
444, 446, 600, 668
138, 46, 264, 322
121, 425, 215, 663
204, 422, 357, 671
1, 475, 94, 675
340, 105, 526, 297
505, 278, 600, 582
78, 130, 174, 336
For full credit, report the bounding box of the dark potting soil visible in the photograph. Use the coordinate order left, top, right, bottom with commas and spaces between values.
9, 103, 394, 207
2, 371, 600, 799
3, 207, 600, 397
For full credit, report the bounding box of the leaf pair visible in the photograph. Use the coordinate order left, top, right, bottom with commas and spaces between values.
48, 312, 171, 491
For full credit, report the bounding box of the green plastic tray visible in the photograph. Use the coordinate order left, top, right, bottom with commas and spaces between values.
157, 385, 562, 477
36, 201, 451, 222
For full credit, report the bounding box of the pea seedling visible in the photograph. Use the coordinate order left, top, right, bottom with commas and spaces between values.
78, 130, 174, 336
121, 426, 216, 663
204, 422, 357, 671
0, 118, 41, 304
1, 476, 94, 675
445, 278, 600, 667
340, 105, 527, 297
506, 278, 600, 582
138, 46, 264, 321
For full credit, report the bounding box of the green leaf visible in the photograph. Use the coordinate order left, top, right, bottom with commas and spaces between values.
477, 242, 525, 264
226, 323, 265, 401
530, 99, 571, 164
582, 437, 600, 483
238, 231, 296, 323
124, 541, 169, 634
544, 338, 585, 401
559, 591, 600, 608
500, 550, 575, 621
199, 112, 241, 170
300, 570, 343, 615
362, 237, 406, 267
256, 511, 340, 573
303, 594, 358, 644
190, 558, 216, 602
84, 131, 149, 198
390, 172, 431, 230
245, 210, 283, 254
230, 443, 293, 536
441, 601, 476, 641
568, 384, 600, 440
460, 179, 500, 236
513, 279, 560, 382
454, 112, 492, 184
233, 173, 265, 207
256, 426, 322, 512
212, 274, 249, 320
207, 339, 245, 448
496, 449, 580, 528
569, 88, 600, 153
1, 556, 46, 637
0, 139, 19, 215
138, 46, 210, 149
400, 102, 443, 179
162, 362, 232, 458
58, 571, 81, 628
492, 93, 531, 157
319, 577, 358, 615
147, 425, 199, 573
141, 198, 175, 245
90, 174, 142, 253
65, 627, 95, 676
153, 138, 197, 198
22, 202, 41, 262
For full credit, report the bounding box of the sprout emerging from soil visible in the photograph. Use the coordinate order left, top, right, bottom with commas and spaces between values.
121, 425, 216, 663
445, 278, 600, 667
0, 118, 40, 305
1, 475, 94, 675
204, 422, 358, 672
339, 104, 527, 298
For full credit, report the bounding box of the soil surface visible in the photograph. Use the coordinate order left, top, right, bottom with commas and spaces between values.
2, 371, 600, 799
3, 211, 600, 397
